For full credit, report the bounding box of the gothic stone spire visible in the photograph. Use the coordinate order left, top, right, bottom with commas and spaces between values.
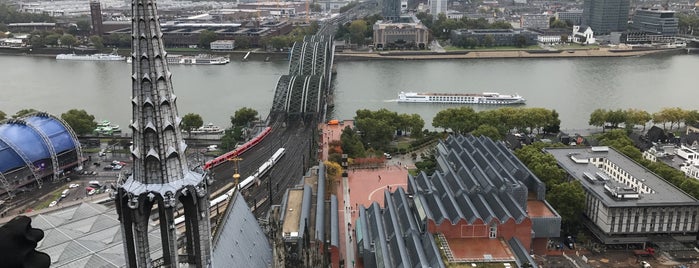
116, 0, 212, 267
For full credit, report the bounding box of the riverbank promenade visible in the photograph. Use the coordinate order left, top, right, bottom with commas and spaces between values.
336, 47, 678, 60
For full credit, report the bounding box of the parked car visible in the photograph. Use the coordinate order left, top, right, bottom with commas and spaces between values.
61, 189, 70, 198
112, 164, 123, 170
69, 183, 80, 188
49, 201, 58, 207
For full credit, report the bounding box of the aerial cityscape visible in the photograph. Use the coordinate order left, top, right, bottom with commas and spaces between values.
0, 0, 698, 267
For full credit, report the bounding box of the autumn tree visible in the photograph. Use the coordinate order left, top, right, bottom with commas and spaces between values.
324, 161, 342, 196
348, 20, 367, 45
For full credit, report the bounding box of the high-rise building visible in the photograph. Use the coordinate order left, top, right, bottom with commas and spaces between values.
89, 1, 103, 36
115, 0, 213, 266
582, 0, 630, 34
382, 0, 401, 21
556, 9, 583, 25
631, 8, 678, 36
520, 14, 550, 29
429, 0, 446, 18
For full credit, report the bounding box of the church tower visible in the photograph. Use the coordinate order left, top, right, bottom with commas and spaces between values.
115, 0, 212, 267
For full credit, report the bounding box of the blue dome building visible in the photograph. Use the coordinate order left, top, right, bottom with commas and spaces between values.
0, 113, 83, 197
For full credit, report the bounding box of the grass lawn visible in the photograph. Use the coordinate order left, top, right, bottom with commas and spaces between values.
33, 187, 66, 210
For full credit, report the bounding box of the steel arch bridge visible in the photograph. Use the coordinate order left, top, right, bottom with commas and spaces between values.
272, 35, 334, 119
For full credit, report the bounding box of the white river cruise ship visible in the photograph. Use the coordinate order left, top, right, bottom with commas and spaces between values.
398, 91, 526, 105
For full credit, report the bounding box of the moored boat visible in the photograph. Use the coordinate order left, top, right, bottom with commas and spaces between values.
56, 51, 125, 61
190, 123, 224, 134
398, 91, 525, 105
94, 120, 121, 135
166, 54, 230, 65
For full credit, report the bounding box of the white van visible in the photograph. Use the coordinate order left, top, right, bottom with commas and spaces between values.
61, 189, 70, 198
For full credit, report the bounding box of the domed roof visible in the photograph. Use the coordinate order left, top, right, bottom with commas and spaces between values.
24, 116, 77, 153
0, 114, 79, 173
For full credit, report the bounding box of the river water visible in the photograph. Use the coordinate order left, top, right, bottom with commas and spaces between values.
1, 53, 697, 131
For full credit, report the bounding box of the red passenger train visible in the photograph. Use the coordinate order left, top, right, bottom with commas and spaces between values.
203, 127, 272, 170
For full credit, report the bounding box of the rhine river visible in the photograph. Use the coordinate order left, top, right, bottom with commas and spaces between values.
1, 53, 697, 132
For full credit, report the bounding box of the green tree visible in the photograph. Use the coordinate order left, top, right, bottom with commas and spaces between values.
61, 109, 97, 135
45, 33, 61, 47
269, 36, 289, 50
28, 34, 45, 48
236, 36, 251, 49
89, 35, 104, 49
59, 34, 78, 48
0, 110, 6, 121
589, 108, 607, 131
515, 34, 527, 48
483, 34, 495, 47
684, 110, 699, 127
432, 106, 479, 134
180, 113, 204, 136
340, 126, 366, 158
198, 30, 218, 49
606, 109, 627, 129
471, 124, 502, 140
560, 34, 569, 43
624, 108, 651, 131
76, 20, 91, 35
220, 127, 243, 151
13, 108, 38, 118
547, 181, 586, 234
230, 107, 258, 127
348, 20, 367, 45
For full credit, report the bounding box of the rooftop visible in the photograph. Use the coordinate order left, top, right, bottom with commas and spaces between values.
545, 147, 699, 207
282, 188, 305, 235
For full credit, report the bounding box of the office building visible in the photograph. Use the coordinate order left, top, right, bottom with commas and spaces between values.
373, 16, 429, 50
429, 0, 446, 17
631, 8, 678, 36
556, 9, 583, 25
383, 0, 401, 21
521, 14, 550, 29
545, 147, 699, 245
451, 29, 538, 47
582, 0, 630, 34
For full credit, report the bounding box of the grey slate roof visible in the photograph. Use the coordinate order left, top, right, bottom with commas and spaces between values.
357, 187, 446, 268
211, 191, 272, 267
410, 135, 547, 225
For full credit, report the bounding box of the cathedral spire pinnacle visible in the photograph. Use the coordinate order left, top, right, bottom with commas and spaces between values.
116, 0, 212, 266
